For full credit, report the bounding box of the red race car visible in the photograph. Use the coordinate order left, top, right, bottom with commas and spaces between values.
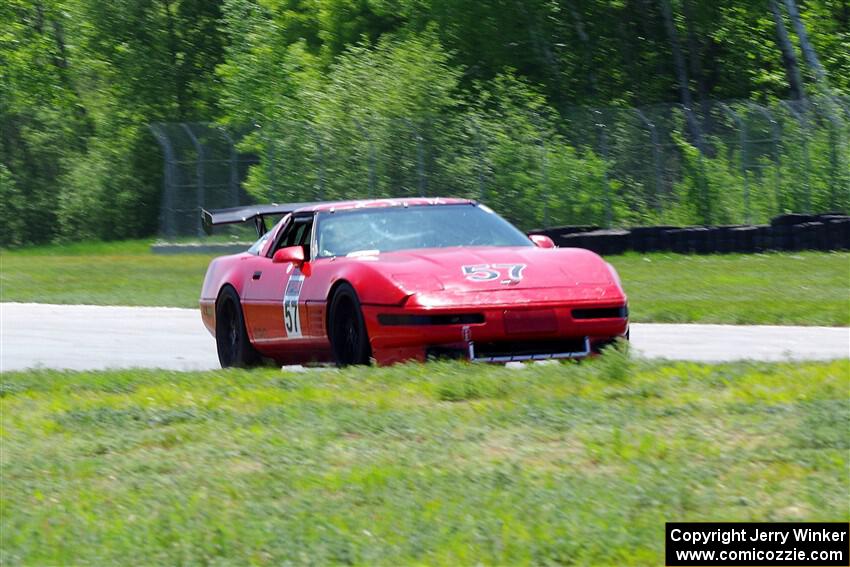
199, 198, 628, 367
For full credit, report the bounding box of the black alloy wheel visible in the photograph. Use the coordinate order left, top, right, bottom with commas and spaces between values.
328, 283, 372, 366
215, 286, 261, 368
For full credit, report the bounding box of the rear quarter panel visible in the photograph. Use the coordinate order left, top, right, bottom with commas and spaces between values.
199, 253, 253, 335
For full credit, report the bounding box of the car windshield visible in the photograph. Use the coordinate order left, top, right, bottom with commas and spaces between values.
316, 204, 532, 257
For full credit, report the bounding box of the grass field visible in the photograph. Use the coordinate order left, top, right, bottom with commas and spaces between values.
0, 240, 213, 309
1, 356, 847, 564
2, 240, 848, 325
614, 252, 850, 326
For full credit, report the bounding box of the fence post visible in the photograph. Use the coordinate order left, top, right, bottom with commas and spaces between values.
834, 97, 850, 207
527, 111, 551, 228
719, 103, 749, 223
260, 126, 278, 200
818, 96, 849, 209
218, 126, 240, 208
811, 97, 847, 210
418, 122, 426, 197
403, 118, 426, 197
540, 135, 550, 228
468, 116, 486, 202
304, 121, 325, 200
148, 123, 177, 238
316, 130, 325, 201
179, 124, 206, 236
747, 102, 783, 214
594, 110, 613, 228
780, 100, 812, 213
633, 108, 663, 214
353, 119, 376, 199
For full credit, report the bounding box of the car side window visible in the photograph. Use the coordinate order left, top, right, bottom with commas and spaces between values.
270, 215, 314, 259
247, 230, 273, 255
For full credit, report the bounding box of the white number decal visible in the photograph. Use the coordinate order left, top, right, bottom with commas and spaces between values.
283, 272, 305, 338
462, 264, 500, 281
461, 264, 526, 282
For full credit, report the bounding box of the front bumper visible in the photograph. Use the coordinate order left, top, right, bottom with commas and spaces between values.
363, 301, 628, 365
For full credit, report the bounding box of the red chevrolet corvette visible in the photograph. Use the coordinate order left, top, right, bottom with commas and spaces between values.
200, 198, 628, 367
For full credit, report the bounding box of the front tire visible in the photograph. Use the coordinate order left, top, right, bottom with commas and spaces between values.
328, 283, 372, 366
216, 287, 261, 368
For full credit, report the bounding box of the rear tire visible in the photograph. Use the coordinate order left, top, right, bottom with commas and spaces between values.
328, 283, 372, 366
215, 287, 261, 368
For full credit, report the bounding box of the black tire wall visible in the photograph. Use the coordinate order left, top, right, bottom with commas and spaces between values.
529, 213, 850, 256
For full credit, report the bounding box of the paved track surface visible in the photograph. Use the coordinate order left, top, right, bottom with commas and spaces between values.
2, 303, 848, 371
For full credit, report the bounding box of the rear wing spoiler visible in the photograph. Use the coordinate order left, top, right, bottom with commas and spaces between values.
201, 203, 319, 236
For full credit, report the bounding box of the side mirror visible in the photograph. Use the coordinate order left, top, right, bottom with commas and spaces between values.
272, 245, 305, 265
529, 234, 556, 249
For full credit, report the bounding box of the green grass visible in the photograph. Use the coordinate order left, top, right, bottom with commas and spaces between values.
2, 356, 848, 565
610, 252, 850, 326
2, 240, 848, 324
0, 240, 214, 308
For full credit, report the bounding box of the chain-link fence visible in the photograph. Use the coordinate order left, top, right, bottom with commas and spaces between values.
151, 96, 849, 237
148, 122, 259, 237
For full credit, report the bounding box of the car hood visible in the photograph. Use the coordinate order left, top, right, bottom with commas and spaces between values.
346, 246, 620, 296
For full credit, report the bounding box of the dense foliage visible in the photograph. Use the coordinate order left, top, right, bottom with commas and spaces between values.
1, 0, 848, 244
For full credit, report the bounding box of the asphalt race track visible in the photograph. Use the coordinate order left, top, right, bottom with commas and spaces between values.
2, 303, 848, 372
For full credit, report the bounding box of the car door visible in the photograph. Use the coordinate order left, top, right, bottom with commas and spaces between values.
242, 213, 316, 350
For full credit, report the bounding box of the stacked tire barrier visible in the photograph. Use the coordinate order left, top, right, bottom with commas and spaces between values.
530, 213, 850, 256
